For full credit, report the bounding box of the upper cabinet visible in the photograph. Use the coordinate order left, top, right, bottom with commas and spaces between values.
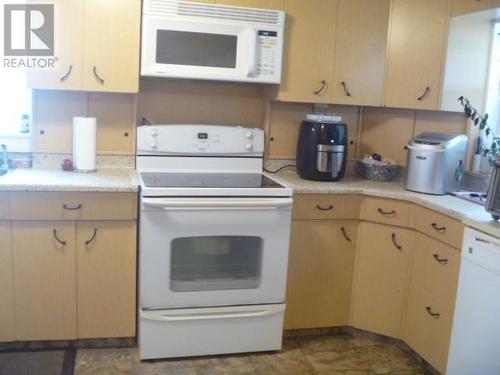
27, 0, 141, 93
384, 0, 450, 110
451, 0, 494, 16
332, 0, 390, 106
277, 0, 338, 103
82, 0, 141, 93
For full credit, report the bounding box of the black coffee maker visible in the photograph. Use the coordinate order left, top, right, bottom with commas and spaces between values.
296, 115, 348, 181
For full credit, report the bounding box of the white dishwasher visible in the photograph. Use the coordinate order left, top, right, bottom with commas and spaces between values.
447, 227, 500, 375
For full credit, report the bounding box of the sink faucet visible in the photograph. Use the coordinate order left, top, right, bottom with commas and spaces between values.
1, 144, 8, 169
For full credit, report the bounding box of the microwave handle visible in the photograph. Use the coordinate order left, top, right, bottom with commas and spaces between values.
246, 29, 257, 77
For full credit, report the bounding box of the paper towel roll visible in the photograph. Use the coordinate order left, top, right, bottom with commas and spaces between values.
73, 117, 96, 172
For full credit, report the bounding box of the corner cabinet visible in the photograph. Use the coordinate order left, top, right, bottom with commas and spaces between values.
332, 0, 390, 106
384, 0, 450, 110
277, 0, 338, 103
27, 0, 141, 93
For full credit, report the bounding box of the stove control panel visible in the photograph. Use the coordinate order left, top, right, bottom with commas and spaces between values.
137, 125, 265, 155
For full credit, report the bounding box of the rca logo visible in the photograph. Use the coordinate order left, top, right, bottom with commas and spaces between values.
4, 4, 54, 56
416, 156, 427, 160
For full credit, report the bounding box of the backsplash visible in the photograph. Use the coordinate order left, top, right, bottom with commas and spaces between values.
32, 154, 135, 170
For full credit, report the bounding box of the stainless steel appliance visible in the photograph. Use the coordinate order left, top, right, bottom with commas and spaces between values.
405, 132, 468, 195
141, 0, 285, 84
296, 114, 348, 181
137, 124, 293, 359
486, 157, 500, 220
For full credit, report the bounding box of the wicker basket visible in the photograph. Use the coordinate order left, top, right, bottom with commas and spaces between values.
357, 160, 401, 182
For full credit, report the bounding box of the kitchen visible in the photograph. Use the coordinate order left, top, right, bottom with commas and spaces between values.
1, 0, 500, 374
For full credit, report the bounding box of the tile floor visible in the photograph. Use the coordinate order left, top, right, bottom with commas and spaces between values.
74, 332, 434, 375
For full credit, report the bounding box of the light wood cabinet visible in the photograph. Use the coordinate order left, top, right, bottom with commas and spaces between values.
277, 0, 338, 103
451, 0, 494, 16
0, 222, 15, 342
412, 205, 464, 249
351, 222, 413, 338
384, 0, 450, 110
82, 0, 141, 93
215, 0, 284, 8
76, 221, 137, 338
12, 222, 77, 341
26, 0, 84, 90
361, 197, 411, 227
292, 194, 362, 220
332, 0, 390, 106
27, 0, 140, 93
403, 282, 455, 373
285, 220, 358, 329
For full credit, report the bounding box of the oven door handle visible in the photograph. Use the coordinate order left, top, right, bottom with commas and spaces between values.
141, 305, 285, 322
142, 198, 293, 211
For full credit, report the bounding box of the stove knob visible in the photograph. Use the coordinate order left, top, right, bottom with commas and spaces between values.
245, 143, 253, 150
150, 127, 159, 137
150, 142, 158, 149
245, 131, 253, 139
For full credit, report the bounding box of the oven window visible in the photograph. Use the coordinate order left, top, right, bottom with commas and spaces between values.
156, 30, 237, 68
170, 236, 262, 292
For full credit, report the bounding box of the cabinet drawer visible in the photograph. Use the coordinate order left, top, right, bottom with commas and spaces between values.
403, 282, 454, 374
0, 192, 8, 219
10, 192, 137, 221
412, 233, 460, 304
412, 205, 464, 249
361, 197, 411, 227
292, 194, 362, 220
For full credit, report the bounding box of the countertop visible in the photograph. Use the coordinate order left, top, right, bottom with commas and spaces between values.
268, 171, 500, 239
0, 168, 139, 192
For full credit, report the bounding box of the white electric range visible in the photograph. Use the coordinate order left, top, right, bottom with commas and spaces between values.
136, 124, 293, 360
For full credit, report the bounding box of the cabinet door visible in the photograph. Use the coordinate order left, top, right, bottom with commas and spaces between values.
26, 0, 84, 90
216, 0, 284, 8
384, 0, 450, 110
76, 221, 137, 338
285, 220, 358, 329
0, 222, 15, 342
351, 222, 413, 338
12, 222, 77, 341
332, 0, 390, 106
277, 0, 337, 103
451, 0, 494, 16
82, 0, 141, 93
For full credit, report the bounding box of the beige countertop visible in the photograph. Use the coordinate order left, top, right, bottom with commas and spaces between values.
268, 171, 500, 239
0, 168, 139, 193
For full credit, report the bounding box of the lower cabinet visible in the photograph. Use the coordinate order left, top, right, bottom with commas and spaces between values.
403, 282, 454, 374
351, 222, 413, 338
12, 222, 77, 341
285, 220, 358, 329
76, 221, 137, 338
0, 221, 15, 342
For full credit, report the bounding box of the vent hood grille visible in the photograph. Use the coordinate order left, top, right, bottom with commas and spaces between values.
144, 0, 283, 25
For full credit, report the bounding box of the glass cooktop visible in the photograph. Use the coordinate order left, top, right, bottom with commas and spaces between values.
141, 173, 284, 189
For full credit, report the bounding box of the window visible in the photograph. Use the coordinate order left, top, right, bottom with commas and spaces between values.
485, 23, 500, 135
0, 69, 31, 135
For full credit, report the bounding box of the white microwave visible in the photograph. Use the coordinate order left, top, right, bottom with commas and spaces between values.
141, 0, 285, 84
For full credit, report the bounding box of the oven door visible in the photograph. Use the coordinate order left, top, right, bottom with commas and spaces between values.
141, 16, 258, 82
139, 197, 292, 309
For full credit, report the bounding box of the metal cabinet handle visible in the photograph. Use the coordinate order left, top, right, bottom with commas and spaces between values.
93, 66, 105, 85
85, 229, 97, 245
391, 233, 402, 251
341, 81, 352, 97
425, 306, 440, 319
313, 80, 327, 95
378, 208, 396, 216
316, 204, 334, 211
340, 227, 352, 242
60, 65, 73, 82
417, 86, 431, 101
433, 254, 448, 265
53, 229, 67, 246
63, 204, 82, 211
431, 223, 446, 233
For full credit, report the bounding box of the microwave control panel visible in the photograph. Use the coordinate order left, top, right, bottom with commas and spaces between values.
256, 30, 279, 77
